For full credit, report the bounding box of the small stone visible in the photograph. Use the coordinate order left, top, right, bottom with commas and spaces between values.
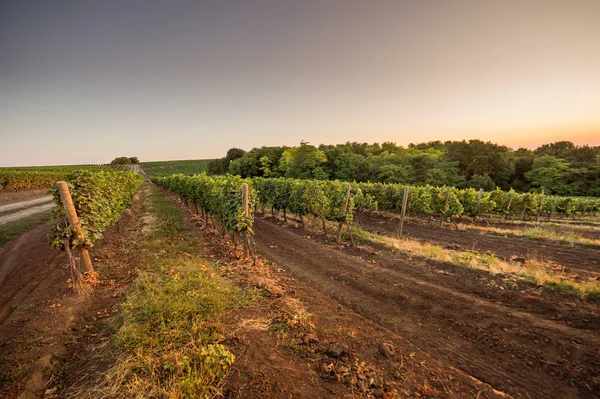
370, 376, 382, 388
326, 343, 347, 358
379, 342, 396, 358
303, 333, 319, 344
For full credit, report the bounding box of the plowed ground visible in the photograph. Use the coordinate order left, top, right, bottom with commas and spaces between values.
357, 212, 600, 278
253, 214, 600, 399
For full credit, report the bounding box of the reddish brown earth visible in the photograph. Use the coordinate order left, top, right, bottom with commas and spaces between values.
179, 203, 507, 399
0, 190, 144, 398
357, 212, 600, 277
250, 214, 600, 399
3, 185, 599, 398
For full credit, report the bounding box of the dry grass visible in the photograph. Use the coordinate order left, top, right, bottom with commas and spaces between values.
357, 227, 600, 299
463, 224, 600, 248
294, 212, 600, 299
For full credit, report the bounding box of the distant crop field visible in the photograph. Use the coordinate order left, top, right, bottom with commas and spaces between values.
140, 159, 213, 177
0, 164, 125, 191
0, 164, 114, 173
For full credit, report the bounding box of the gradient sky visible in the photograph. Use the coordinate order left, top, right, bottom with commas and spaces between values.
1, 0, 599, 166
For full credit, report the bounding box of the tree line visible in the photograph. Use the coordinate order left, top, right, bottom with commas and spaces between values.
206, 140, 600, 196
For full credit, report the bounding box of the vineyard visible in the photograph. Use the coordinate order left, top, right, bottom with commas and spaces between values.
148, 169, 600, 397
356, 182, 600, 222
49, 170, 144, 252
1, 165, 600, 398
156, 173, 600, 230
0, 164, 130, 191
141, 159, 212, 177
144, 157, 600, 230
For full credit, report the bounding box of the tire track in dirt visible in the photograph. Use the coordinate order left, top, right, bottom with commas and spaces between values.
357, 212, 600, 276
0, 203, 55, 226
0, 196, 53, 214
342, 239, 600, 332
254, 217, 600, 399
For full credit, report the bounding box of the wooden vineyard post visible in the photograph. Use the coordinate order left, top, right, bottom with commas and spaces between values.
502, 192, 514, 222
536, 194, 546, 222
397, 186, 410, 238
336, 184, 352, 244
56, 181, 94, 273
241, 183, 249, 258
472, 188, 484, 226
439, 186, 450, 228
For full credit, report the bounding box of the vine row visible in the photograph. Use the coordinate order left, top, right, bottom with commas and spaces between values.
49, 170, 144, 251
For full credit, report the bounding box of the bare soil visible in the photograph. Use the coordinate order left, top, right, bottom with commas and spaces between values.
3, 186, 599, 399
0, 189, 145, 398
357, 212, 600, 278
250, 214, 600, 399
177, 201, 506, 399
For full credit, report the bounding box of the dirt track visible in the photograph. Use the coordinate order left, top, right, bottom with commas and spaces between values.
357, 212, 600, 276
0, 189, 49, 207
253, 215, 600, 399
0, 196, 52, 214
0, 203, 55, 226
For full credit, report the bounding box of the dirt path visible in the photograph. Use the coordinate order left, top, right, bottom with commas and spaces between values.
0, 196, 53, 214
0, 203, 56, 226
253, 216, 600, 399
0, 189, 49, 207
357, 212, 600, 276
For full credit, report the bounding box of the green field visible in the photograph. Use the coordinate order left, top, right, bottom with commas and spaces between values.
140, 159, 214, 177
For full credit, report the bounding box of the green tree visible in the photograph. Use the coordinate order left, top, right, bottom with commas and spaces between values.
445, 139, 514, 188
376, 164, 414, 184
280, 141, 327, 179
228, 152, 259, 178
207, 158, 229, 175
525, 155, 569, 194
225, 148, 246, 163
259, 156, 272, 177
334, 152, 366, 181
534, 141, 575, 158
468, 174, 496, 191
111, 157, 132, 165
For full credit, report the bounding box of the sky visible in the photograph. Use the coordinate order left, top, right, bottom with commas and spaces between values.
1, 0, 599, 166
